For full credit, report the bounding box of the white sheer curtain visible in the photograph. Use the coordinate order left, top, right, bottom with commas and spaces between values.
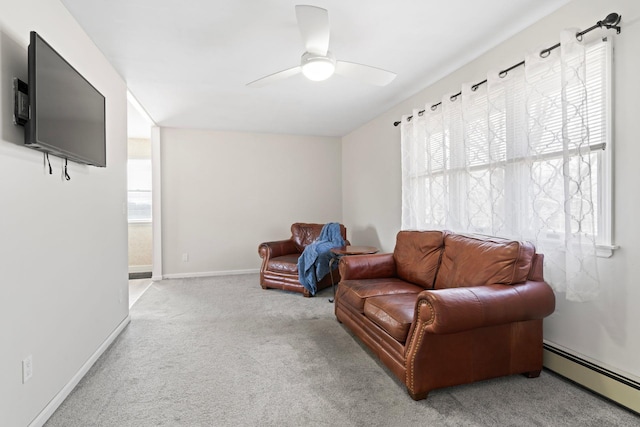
401, 30, 610, 301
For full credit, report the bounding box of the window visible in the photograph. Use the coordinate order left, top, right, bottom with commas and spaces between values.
127, 158, 152, 222
401, 34, 614, 300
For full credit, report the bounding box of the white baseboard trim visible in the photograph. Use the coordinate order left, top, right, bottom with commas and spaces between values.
128, 264, 152, 274
543, 343, 640, 414
30, 315, 131, 427
162, 268, 259, 279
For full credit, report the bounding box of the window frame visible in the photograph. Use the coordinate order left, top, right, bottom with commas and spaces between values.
595, 37, 615, 257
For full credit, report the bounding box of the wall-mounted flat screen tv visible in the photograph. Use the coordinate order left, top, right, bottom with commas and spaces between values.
25, 31, 106, 167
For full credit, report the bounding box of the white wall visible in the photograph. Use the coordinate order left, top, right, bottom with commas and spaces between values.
343, 0, 640, 380
0, 1, 129, 425
160, 128, 342, 277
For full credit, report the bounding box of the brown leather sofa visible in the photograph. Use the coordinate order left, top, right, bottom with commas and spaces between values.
258, 223, 348, 297
334, 230, 555, 400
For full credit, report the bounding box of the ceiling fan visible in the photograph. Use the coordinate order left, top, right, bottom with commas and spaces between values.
247, 5, 397, 88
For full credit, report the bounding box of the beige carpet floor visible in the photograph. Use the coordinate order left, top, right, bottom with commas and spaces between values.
45, 274, 640, 426
128, 278, 153, 308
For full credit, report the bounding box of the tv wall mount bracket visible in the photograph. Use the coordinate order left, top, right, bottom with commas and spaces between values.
13, 77, 29, 127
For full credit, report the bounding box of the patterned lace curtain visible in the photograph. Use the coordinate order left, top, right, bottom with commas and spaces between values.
401, 30, 610, 301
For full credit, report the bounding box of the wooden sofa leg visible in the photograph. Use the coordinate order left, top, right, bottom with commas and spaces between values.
523, 370, 541, 378
408, 390, 429, 401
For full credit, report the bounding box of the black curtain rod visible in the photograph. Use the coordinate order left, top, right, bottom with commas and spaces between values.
393, 12, 622, 127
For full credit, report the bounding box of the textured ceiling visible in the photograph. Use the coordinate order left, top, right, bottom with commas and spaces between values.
62, 0, 570, 138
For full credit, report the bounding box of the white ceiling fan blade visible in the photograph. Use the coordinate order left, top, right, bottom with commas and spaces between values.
246, 66, 301, 88
335, 61, 397, 86
295, 5, 330, 56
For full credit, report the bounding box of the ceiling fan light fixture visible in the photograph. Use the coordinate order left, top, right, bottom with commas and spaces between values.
301, 52, 335, 81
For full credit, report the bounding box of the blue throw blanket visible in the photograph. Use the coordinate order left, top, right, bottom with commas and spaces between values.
297, 223, 345, 296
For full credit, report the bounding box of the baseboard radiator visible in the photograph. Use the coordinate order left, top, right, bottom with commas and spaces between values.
543, 344, 640, 414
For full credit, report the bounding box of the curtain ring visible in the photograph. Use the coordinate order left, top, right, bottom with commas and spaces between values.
576, 32, 584, 42
430, 104, 438, 111
450, 93, 459, 102
540, 48, 551, 58
407, 116, 412, 123
471, 84, 479, 92
418, 110, 424, 117
498, 70, 508, 79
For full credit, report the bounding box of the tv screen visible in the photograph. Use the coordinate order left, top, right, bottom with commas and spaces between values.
25, 31, 106, 167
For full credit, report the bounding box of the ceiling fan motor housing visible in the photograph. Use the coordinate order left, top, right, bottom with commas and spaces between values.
301, 51, 336, 81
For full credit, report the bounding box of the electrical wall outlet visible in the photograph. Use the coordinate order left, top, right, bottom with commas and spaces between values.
182, 253, 189, 262
22, 355, 33, 384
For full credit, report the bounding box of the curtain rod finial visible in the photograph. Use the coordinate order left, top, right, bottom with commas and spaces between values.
601, 12, 621, 34
603, 13, 621, 26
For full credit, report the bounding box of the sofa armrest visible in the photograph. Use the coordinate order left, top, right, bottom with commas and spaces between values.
258, 239, 298, 260
338, 253, 397, 280
413, 281, 555, 335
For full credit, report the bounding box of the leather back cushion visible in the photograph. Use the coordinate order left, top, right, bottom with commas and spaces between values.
393, 230, 445, 289
434, 233, 535, 289
291, 223, 346, 252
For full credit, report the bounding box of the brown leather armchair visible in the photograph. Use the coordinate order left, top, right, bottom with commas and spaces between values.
258, 223, 348, 297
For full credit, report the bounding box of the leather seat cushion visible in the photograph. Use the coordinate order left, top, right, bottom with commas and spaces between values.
364, 294, 419, 343
267, 254, 299, 274
339, 279, 423, 313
